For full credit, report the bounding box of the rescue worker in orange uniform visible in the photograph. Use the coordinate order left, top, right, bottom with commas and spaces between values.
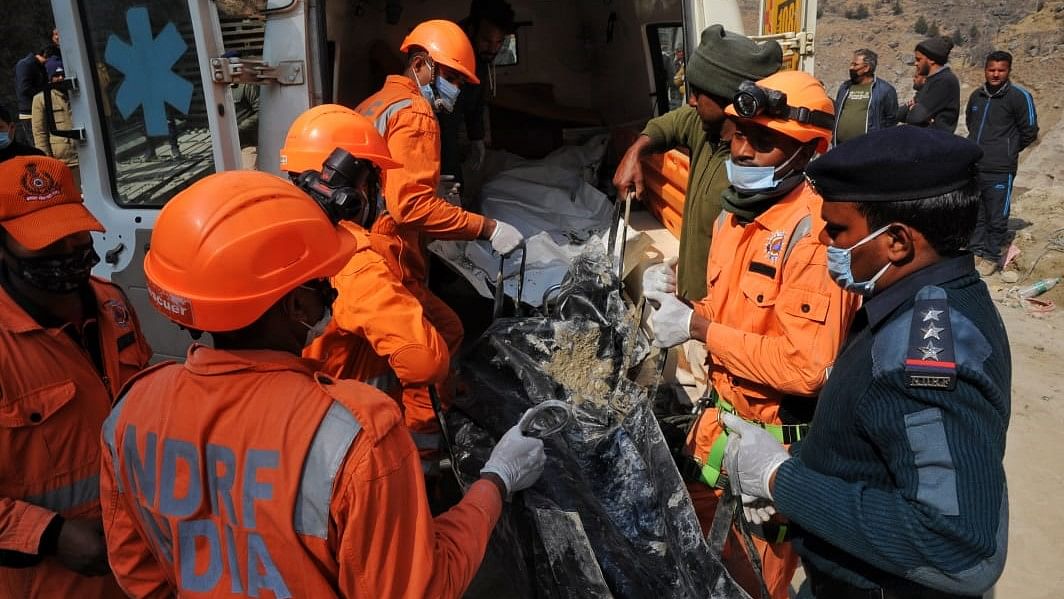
0, 156, 152, 598
99, 170, 546, 598
644, 71, 861, 598
281, 104, 451, 461
356, 19, 525, 357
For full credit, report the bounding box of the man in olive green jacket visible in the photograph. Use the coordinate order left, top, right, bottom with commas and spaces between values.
613, 26, 780, 301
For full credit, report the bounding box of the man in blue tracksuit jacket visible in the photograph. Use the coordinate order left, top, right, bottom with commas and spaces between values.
965, 50, 1038, 275
832, 48, 898, 146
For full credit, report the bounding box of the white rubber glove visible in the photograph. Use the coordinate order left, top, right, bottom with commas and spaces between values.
742, 497, 777, 526
642, 256, 678, 297
645, 290, 692, 348
489, 220, 524, 255
470, 140, 486, 170
721, 412, 791, 501
481, 419, 546, 500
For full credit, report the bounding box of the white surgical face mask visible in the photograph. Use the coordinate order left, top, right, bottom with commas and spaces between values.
301, 308, 331, 346
826, 225, 892, 296
725, 159, 778, 192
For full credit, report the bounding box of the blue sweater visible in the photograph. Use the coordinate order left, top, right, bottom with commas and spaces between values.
774, 254, 1010, 596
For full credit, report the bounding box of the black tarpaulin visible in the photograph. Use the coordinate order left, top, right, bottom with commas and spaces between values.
450, 248, 750, 599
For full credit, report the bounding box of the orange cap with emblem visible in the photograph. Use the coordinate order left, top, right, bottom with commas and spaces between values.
0, 156, 103, 250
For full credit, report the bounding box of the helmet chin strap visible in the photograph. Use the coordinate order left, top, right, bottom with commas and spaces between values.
773, 142, 818, 181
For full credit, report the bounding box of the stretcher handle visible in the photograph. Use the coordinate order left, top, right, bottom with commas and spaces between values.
616, 190, 634, 290
518, 400, 573, 439
492, 245, 527, 320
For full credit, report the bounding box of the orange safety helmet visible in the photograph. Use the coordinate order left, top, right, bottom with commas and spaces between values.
400, 19, 480, 85
280, 104, 402, 174
144, 171, 357, 332
725, 70, 835, 154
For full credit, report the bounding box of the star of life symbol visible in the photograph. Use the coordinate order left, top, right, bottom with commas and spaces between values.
921, 308, 943, 322
105, 7, 193, 137
919, 341, 944, 361
922, 324, 944, 340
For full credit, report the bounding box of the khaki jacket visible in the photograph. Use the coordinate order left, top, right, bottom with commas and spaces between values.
31, 90, 77, 166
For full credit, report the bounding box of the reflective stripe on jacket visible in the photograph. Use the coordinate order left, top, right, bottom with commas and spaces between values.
356, 75, 487, 286
0, 277, 152, 598
100, 345, 500, 598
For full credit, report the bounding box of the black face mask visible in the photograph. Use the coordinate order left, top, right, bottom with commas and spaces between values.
6, 246, 100, 293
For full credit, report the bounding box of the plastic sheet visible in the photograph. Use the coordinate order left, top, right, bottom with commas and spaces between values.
452, 248, 750, 598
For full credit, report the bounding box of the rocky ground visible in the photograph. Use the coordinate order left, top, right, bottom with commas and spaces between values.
812, 2, 1064, 596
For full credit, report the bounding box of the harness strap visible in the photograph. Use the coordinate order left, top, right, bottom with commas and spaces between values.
689, 390, 810, 490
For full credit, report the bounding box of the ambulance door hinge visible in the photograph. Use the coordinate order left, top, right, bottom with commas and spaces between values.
209, 57, 306, 86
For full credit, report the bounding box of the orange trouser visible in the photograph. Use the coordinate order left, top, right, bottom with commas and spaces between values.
688, 483, 799, 599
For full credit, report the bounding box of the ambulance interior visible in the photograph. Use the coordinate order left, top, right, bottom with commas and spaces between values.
57, 0, 812, 360
321, 0, 700, 343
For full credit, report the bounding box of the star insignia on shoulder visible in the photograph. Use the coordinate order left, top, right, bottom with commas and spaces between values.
919, 341, 944, 361
921, 308, 943, 322
922, 324, 944, 340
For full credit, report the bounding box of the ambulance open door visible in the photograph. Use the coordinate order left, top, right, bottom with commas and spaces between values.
49, 0, 327, 360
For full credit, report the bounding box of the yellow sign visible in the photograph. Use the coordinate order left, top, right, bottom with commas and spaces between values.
763, 0, 802, 34
763, 0, 804, 70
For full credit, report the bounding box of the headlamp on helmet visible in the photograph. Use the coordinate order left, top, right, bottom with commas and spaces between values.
295, 148, 382, 229
733, 80, 835, 131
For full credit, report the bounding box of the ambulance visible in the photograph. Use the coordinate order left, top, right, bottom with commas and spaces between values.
48, 0, 818, 359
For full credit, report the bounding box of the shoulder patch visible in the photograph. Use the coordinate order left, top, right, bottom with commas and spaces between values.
764, 230, 786, 263
904, 286, 957, 390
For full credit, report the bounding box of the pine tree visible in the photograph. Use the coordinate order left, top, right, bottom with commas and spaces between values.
927, 21, 940, 37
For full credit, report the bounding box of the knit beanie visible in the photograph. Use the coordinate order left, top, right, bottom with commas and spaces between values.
916, 36, 954, 65
686, 25, 783, 100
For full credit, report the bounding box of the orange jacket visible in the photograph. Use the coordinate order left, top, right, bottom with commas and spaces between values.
304, 223, 449, 439
0, 277, 152, 598
356, 75, 487, 285
100, 345, 501, 598
688, 184, 861, 463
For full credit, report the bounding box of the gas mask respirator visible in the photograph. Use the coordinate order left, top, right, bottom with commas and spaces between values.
294, 148, 382, 229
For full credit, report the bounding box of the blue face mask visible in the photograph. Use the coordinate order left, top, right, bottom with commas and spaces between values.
414, 60, 437, 105
434, 75, 461, 113
826, 225, 892, 296
0, 131, 11, 149
725, 159, 777, 192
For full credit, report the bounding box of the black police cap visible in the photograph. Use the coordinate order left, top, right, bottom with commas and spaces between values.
805, 127, 983, 202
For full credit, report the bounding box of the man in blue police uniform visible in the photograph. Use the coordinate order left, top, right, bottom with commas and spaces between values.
721, 126, 1010, 598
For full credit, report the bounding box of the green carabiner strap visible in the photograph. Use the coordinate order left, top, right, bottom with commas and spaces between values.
695, 391, 810, 488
